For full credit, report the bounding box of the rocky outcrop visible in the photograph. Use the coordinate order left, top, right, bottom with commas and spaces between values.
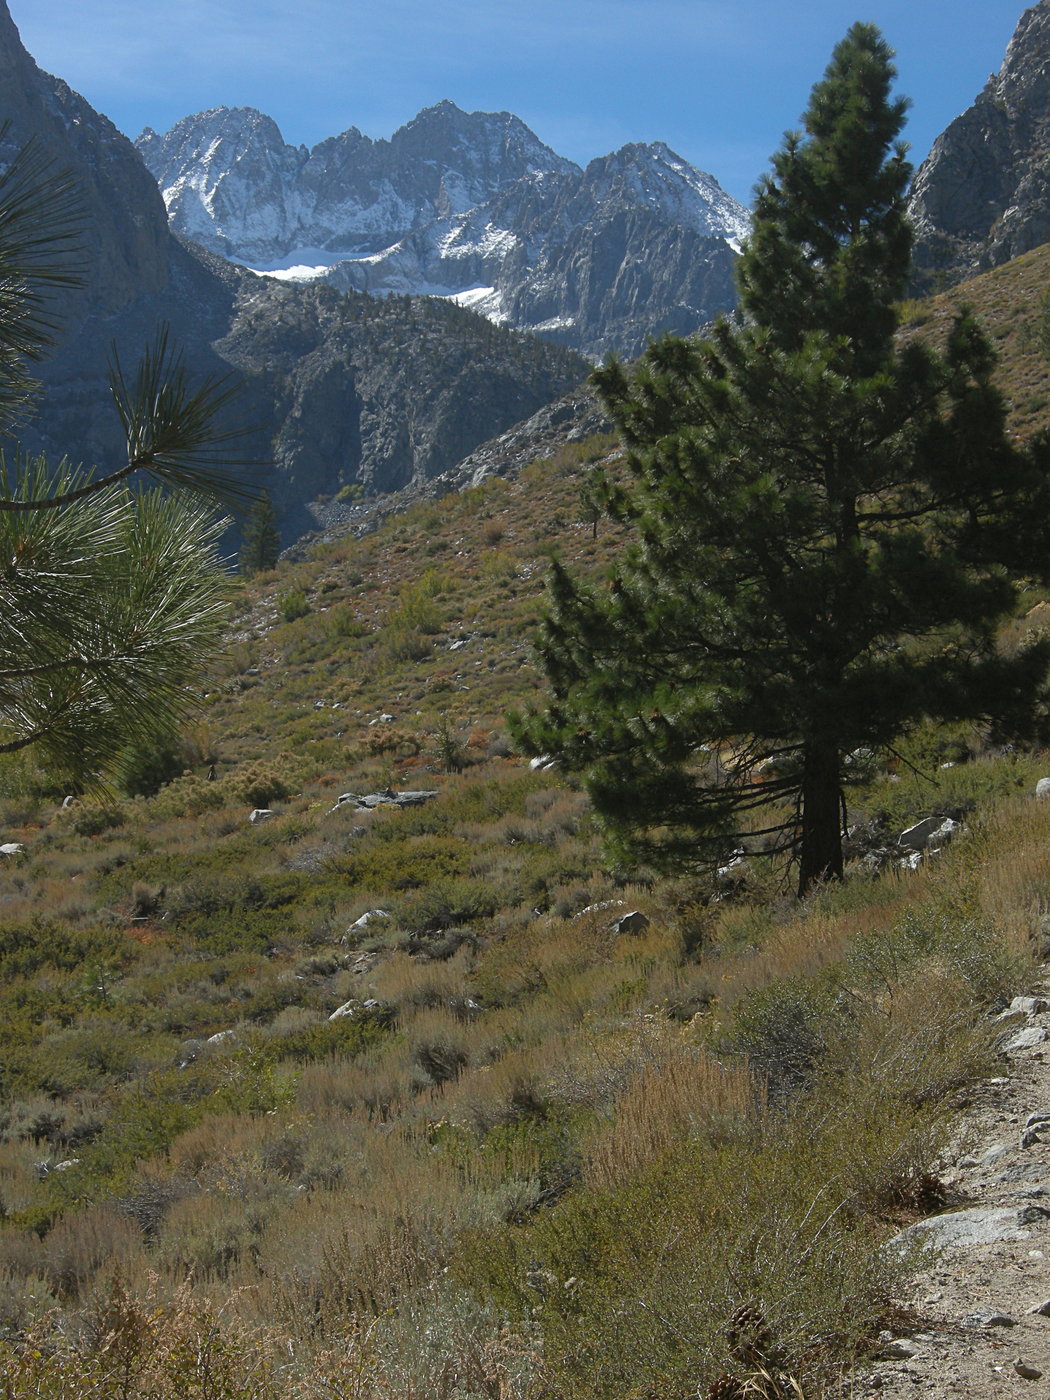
909, 1, 1050, 290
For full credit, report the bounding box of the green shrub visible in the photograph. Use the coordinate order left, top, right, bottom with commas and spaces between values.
278, 589, 310, 622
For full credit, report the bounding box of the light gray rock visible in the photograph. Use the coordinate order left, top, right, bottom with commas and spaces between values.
1037, 777, 1050, 800
329, 997, 389, 1022
249, 808, 275, 824
347, 909, 391, 932
1000, 1026, 1049, 1054
897, 815, 962, 853
353, 789, 439, 810
329, 999, 360, 1021
881, 1338, 919, 1359
1013, 998, 1050, 1017
0, 842, 25, 856
961, 1311, 1018, 1328
890, 1206, 1037, 1251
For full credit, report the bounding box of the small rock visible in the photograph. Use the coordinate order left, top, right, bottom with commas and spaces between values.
329, 999, 361, 1021
249, 808, 274, 824
1011, 998, 1050, 1017
1014, 1358, 1044, 1380
962, 1311, 1018, 1328
1026, 1112, 1050, 1128
346, 909, 391, 933
1035, 777, 1050, 800
0, 842, 25, 856
1026, 1300, 1050, 1316
881, 1339, 919, 1358
611, 910, 650, 936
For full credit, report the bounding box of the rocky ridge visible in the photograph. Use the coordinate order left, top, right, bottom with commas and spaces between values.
909, 0, 1050, 290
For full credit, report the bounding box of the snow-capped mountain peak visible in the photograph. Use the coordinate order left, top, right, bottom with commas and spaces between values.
136, 103, 750, 358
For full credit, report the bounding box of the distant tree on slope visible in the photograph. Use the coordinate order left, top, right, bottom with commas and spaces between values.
511, 24, 1050, 896
239, 490, 280, 574
0, 135, 251, 786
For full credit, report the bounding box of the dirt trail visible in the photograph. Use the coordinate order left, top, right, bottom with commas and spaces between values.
852, 975, 1050, 1397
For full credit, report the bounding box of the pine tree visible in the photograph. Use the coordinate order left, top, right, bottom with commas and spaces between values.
239, 490, 281, 574
0, 136, 251, 786
511, 24, 1050, 896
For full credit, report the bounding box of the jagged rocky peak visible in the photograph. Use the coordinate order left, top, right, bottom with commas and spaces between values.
909, 0, 1050, 288
580, 141, 750, 243
137, 106, 306, 174
388, 99, 578, 184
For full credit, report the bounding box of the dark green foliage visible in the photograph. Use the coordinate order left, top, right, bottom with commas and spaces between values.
114, 730, 185, 797
513, 24, 1050, 895
239, 490, 281, 574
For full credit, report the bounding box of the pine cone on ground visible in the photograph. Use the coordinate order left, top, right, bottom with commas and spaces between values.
726, 1303, 775, 1368
705, 1375, 746, 1400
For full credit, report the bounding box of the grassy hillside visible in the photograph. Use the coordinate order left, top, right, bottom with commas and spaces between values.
1, 256, 1050, 1398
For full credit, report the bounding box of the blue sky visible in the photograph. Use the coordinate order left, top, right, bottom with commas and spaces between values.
12, 1, 1026, 205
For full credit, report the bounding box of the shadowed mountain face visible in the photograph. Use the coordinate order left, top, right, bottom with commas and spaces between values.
137, 104, 749, 360
909, 0, 1050, 291
0, 5, 588, 541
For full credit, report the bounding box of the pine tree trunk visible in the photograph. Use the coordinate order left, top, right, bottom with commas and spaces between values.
797, 743, 844, 897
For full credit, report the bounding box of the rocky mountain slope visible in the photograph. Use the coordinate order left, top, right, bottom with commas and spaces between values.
909, 0, 1050, 290
136, 103, 748, 360
0, 3, 588, 541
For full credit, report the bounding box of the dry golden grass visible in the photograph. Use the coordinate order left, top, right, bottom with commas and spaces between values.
584, 1042, 759, 1191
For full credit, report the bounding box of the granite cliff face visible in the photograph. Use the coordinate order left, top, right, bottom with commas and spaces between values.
137, 105, 749, 360
0, 4, 587, 541
909, 0, 1050, 289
